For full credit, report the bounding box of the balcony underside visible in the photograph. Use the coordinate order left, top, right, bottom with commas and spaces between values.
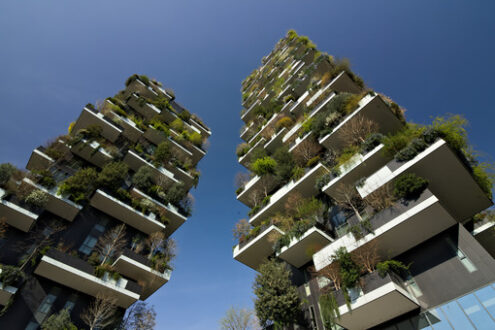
26, 149, 55, 171
35, 255, 139, 308
0, 286, 16, 306
277, 227, 333, 268
473, 222, 495, 258
90, 190, 165, 235
72, 108, 121, 143
0, 198, 38, 232
233, 225, 284, 271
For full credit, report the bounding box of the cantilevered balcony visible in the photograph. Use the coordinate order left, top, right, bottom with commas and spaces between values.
332, 272, 419, 329
0, 188, 39, 232
325, 71, 362, 95
247, 101, 294, 145
26, 147, 55, 171
472, 219, 495, 258
70, 140, 113, 168
127, 94, 161, 120
113, 249, 171, 300
169, 129, 206, 164
240, 121, 258, 142
264, 127, 287, 154
131, 188, 186, 236
313, 189, 458, 271
72, 107, 122, 143
277, 227, 333, 268
241, 99, 261, 124
143, 128, 196, 165
357, 139, 493, 222
21, 179, 82, 222
239, 138, 266, 168
322, 144, 390, 199
90, 189, 166, 235
249, 163, 330, 226
190, 118, 211, 138
237, 174, 278, 209
109, 112, 143, 143
35, 250, 140, 308
125, 79, 160, 101
319, 95, 403, 151
123, 150, 179, 188
233, 225, 284, 270
0, 269, 18, 306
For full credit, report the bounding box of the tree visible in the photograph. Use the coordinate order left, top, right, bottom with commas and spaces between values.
121, 301, 156, 330
220, 307, 260, 330
253, 259, 302, 328
312, 261, 342, 291
333, 247, 360, 289
94, 224, 127, 265
145, 232, 176, 273
41, 309, 77, 330
364, 183, 395, 211
339, 114, 378, 147
352, 241, 380, 274
81, 294, 118, 330
97, 162, 129, 193
59, 167, 98, 203
133, 166, 155, 192
235, 172, 251, 191
292, 138, 322, 167
153, 142, 171, 167
233, 219, 251, 243
332, 184, 365, 222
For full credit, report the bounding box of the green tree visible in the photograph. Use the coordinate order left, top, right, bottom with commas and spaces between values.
251, 157, 277, 176
133, 166, 154, 192
333, 247, 360, 289
253, 259, 302, 329
41, 309, 77, 330
153, 142, 171, 167
0, 163, 16, 186
97, 162, 129, 193
59, 168, 98, 203
272, 147, 295, 183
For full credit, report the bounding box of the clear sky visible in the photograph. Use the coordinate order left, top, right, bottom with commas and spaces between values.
1, 1, 494, 329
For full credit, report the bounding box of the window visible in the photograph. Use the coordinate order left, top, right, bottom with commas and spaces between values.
79, 235, 97, 255
63, 294, 78, 312
405, 275, 423, 297
446, 238, 477, 273
33, 288, 60, 324
25, 321, 39, 330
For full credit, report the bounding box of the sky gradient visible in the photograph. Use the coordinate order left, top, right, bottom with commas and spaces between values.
1, 1, 495, 329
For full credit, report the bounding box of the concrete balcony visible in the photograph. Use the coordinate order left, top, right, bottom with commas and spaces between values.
472, 220, 495, 258
127, 94, 161, 120
249, 163, 330, 226
357, 139, 493, 222
326, 71, 362, 94
332, 272, 419, 329
313, 189, 458, 271
90, 189, 166, 235
233, 225, 284, 271
144, 127, 196, 166
322, 144, 390, 199
190, 118, 211, 138
319, 95, 403, 151
237, 174, 278, 209
112, 249, 171, 300
0, 269, 18, 306
240, 121, 258, 142
241, 99, 261, 124
264, 127, 287, 154
247, 101, 294, 145
238, 138, 266, 169
70, 140, 113, 168
21, 178, 82, 222
109, 112, 143, 143
72, 107, 121, 143
131, 188, 186, 236
277, 226, 333, 268
123, 150, 179, 188
169, 130, 206, 164
35, 250, 140, 308
0, 188, 39, 232
125, 78, 160, 100
26, 148, 55, 171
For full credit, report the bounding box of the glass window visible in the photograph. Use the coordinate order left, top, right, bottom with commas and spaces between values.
34, 290, 59, 324
458, 293, 495, 328
25, 321, 39, 330
424, 309, 453, 330
410, 314, 432, 330
79, 236, 97, 255
440, 301, 475, 329
475, 285, 495, 319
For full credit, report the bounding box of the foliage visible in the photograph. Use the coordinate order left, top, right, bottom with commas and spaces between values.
178, 110, 191, 122
236, 143, 251, 158
153, 142, 171, 166
291, 166, 305, 181
275, 116, 294, 131
41, 309, 77, 330
361, 133, 384, 154
311, 93, 352, 138
33, 170, 56, 189
376, 260, 409, 277
319, 293, 340, 330
59, 168, 98, 203
315, 173, 332, 191
220, 307, 258, 330
251, 157, 277, 176
0, 163, 16, 186
233, 219, 251, 243
393, 173, 429, 200
97, 162, 128, 193
333, 247, 360, 289
283, 94, 295, 103
122, 301, 156, 330
395, 138, 428, 162
253, 260, 302, 328
330, 58, 364, 88
188, 131, 203, 147
382, 124, 424, 158
431, 115, 468, 152
472, 163, 494, 199
132, 166, 155, 192
336, 145, 360, 168
273, 146, 295, 183
0, 265, 25, 287
170, 118, 184, 132
24, 189, 49, 208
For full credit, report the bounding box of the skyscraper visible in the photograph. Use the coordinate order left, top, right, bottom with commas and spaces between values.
234, 31, 495, 329
0, 74, 210, 329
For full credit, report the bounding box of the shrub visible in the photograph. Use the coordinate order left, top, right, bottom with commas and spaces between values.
33, 170, 56, 189
166, 183, 186, 206
251, 157, 277, 176
178, 110, 191, 122
59, 168, 98, 203
306, 155, 320, 168
283, 94, 295, 103
97, 162, 128, 192
315, 173, 332, 190
139, 74, 150, 86
394, 138, 428, 162
188, 132, 203, 147
361, 133, 384, 154
333, 247, 360, 289
344, 93, 363, 114
273, 146, 295, 183
393, 173, 428, 200
0, 265, 25, 287
430, 115, 467, 152
382, 124, 424, 157
132, 166, 155, 192
0, 163, 16, 186
150, 118, 170, 136
472, 163, 494, 199
24, 190, 49, 208
236, 143, 250, 157
41, 308, 77, 330
376, 260, 409, 277
336, 145, 360, 167
68, 122, 75, 134
275, 116, 294, 131
170, 118, 184, 132
153, 142, 171, 166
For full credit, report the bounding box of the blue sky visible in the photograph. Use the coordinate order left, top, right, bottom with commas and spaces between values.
1, 1, 494, 329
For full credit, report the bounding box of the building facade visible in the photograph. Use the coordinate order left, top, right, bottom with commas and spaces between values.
234, 30, 495, 329
0, 74, 211, 329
